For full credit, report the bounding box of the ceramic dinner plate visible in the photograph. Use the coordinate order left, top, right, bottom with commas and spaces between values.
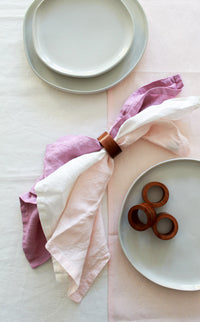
23, 0, 148, 93
32, 0, 134, 78
119, 158, 200, 291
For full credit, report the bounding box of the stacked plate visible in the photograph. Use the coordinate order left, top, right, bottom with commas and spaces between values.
23, 0, 148, 94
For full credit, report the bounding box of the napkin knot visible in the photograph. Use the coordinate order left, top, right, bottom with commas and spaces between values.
97, 131, 122, 158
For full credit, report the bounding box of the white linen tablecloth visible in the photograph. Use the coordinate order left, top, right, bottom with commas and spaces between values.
0, 1, 108, 321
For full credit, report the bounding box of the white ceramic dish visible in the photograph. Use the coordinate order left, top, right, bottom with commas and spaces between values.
32, 0, 134, 78
119, 158, 200, 291
23, 0, 148, 94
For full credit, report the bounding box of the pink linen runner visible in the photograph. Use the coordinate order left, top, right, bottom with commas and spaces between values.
107, 76, 200, 321
19, 75, 183, 269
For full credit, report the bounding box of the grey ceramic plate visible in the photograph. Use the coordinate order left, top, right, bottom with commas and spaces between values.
32, 0, 134, 78
23, 0, 148, 94
119, 158, 200, 291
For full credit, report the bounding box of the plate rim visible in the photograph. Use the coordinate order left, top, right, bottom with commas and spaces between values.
118, 157, 200, 292
32, 0, 135, 78
23, 0, 148, 94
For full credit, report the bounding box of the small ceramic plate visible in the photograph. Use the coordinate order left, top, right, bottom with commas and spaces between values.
119, 158, 200, 291
32, 0, 134, 78
23, 0, 148, 93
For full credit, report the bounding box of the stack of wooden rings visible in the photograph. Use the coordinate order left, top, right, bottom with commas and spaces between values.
128, 182, 178, 240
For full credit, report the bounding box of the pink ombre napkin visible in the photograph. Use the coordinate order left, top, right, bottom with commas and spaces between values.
19, 75, 183, 269
34, 94, 200, 303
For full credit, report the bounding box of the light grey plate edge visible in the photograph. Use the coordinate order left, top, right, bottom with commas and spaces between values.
118, 157, 200, 292
23, 0, 148, 94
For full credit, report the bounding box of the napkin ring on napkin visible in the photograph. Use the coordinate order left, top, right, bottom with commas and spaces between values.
142, 182, 169, 208
128, 203, 157, 231
152, 212, 178, 240
97, 131, 122, 158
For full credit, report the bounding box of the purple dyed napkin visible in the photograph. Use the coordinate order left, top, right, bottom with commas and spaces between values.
19, 74, 183, 268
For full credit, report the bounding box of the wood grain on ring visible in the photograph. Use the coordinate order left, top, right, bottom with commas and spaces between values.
152, 212, 178, 240
97, 131, 122, 158
142, 181, 169, 208
128, 202, 157, 231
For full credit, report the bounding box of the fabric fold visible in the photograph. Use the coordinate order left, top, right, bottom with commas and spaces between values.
19, 74, 184, 269
109, 74, 183, 137
35, 95, 200, 302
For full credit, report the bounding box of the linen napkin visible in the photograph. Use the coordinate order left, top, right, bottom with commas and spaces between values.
19, 74, 183, 269
35, 95, 200, 302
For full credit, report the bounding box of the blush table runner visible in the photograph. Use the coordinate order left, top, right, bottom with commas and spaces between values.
107, 0, 200, 319
108, 94, 200, 321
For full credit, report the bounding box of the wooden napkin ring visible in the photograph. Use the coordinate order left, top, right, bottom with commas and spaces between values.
142, 181, 169, 208
97, 131, 122, 158
128, 203, 157, 231
152, 212, 178, 240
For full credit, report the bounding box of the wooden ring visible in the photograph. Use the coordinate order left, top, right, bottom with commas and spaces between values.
97, 131, 122, 158
142, 181, 169, 208
152, 212, 178, 240
128, 203, 157, 231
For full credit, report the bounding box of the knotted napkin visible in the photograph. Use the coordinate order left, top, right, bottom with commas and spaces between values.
19, 74, 183, 269
34, 94, 200, 303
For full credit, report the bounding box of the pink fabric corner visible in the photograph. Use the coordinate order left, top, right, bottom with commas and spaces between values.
19, 136, 101, 268
109, 74, 183, 137
45, 156, 113, 302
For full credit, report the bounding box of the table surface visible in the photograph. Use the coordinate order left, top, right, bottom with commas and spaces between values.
1, 0, 200, 321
